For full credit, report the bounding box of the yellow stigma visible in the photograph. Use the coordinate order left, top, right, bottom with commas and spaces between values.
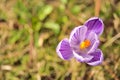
80, 40, 91, 49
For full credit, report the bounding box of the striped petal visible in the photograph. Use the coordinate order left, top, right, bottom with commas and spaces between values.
84, 17, 104, 36
86, 49, 103, 66
56, 38, 73, 60
73, 51, 93, 62
86, 32, 99, 53
69, 26, 87, 52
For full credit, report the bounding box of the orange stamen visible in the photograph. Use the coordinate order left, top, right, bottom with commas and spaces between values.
80, 40, 91, 50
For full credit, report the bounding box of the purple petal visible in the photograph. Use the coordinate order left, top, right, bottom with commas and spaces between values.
86, 32, 99, 53
84, 17, 104, 36
56, 38, 73, 60
73, 51, 93, 62
86, 49, 103, 66
69, 26, 87, 51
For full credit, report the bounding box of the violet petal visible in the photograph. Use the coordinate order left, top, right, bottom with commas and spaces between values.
56, 38, 73, 60
86, 49, 103, 66
84, 17, 104, 36
69, 26, 87, 51
86, 32, 99, 53
73, 51, 93, 62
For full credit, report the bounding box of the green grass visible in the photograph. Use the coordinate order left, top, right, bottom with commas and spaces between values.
0, 0, 120, 80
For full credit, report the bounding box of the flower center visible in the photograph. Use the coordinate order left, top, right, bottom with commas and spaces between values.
80, 40, 91, 50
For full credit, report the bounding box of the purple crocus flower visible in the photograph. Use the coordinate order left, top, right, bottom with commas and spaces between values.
56, 17, 104, 66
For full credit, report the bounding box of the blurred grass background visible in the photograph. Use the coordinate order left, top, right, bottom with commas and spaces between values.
0, 0, 120, 80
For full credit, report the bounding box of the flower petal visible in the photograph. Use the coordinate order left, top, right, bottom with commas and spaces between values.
73, 51, 93, 62
86, 32, 99, 53
84, 17, 104, 36
69, 26, 87, 51
86, 49, 103, 66
56, 38, 73, 60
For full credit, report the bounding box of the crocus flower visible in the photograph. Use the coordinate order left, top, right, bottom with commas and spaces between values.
56, 17, 104, 66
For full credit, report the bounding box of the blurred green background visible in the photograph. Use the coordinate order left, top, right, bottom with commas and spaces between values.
0, 0, 120, 80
